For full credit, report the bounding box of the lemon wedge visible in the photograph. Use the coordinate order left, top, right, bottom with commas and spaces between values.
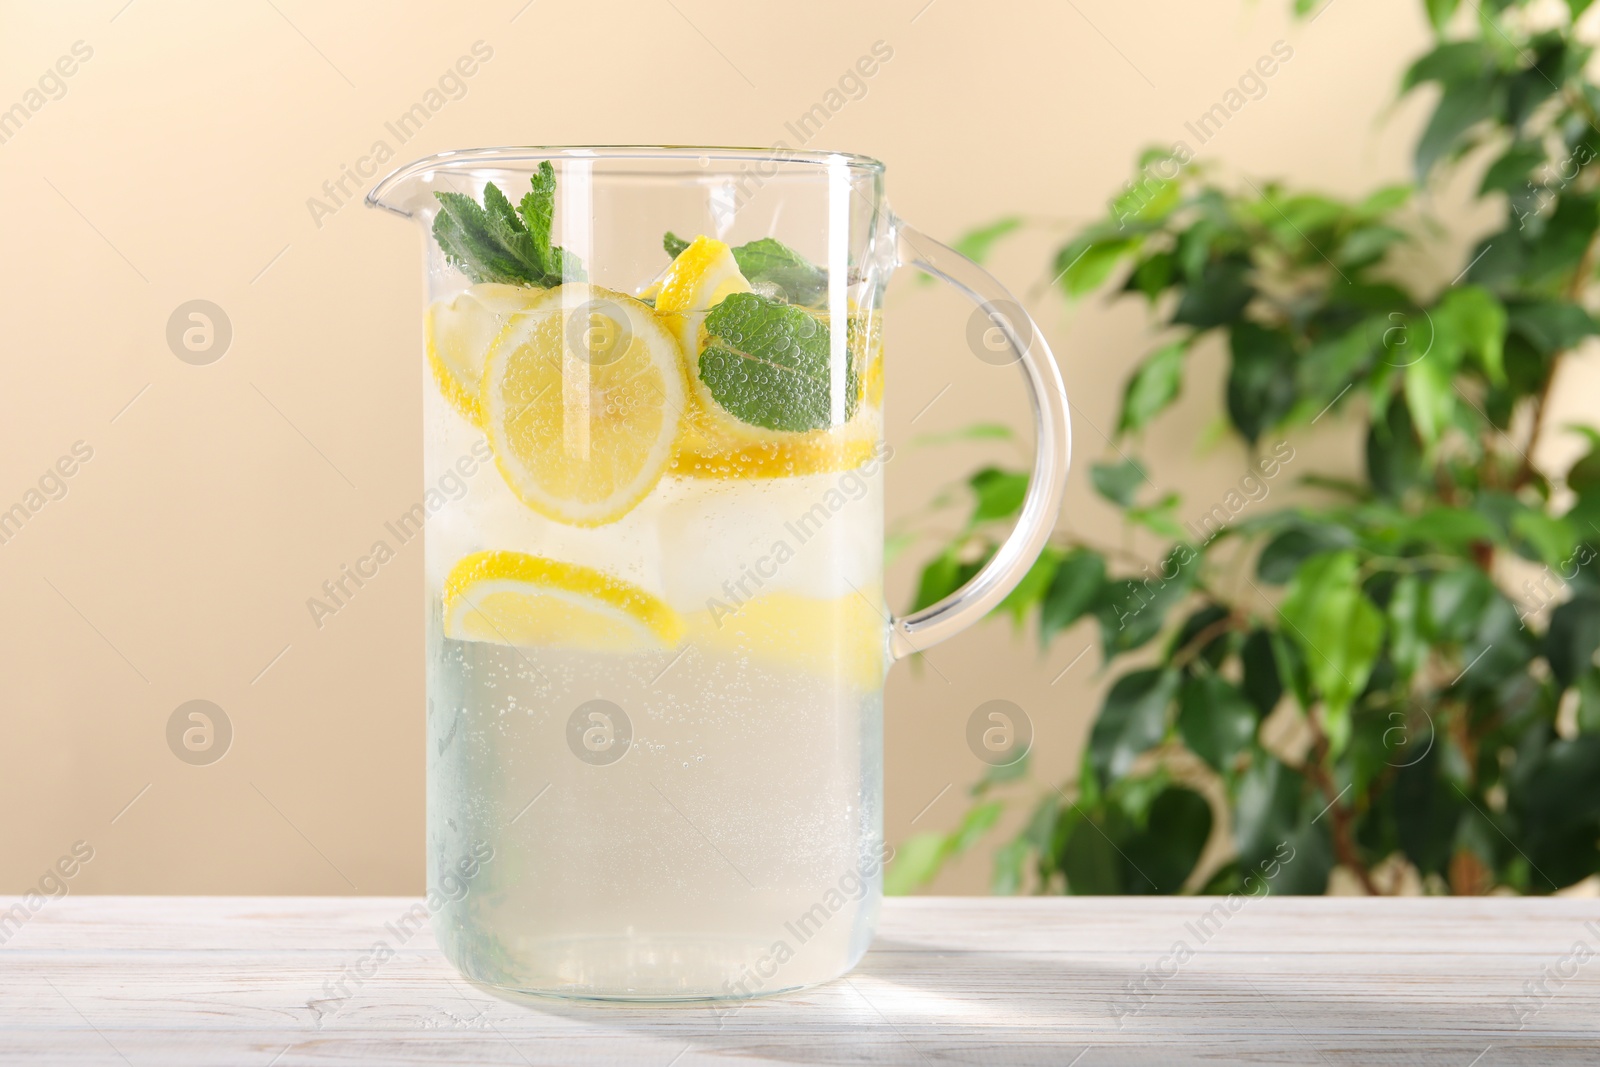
480, 284, 685, 526
654, 236, 754, 374
654, 236, 752, 317
443, 551, 684, 651
425, 283, 551, 425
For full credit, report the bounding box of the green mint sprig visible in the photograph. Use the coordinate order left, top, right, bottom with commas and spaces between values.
433, 162, 585, 287
699, 292, 860, 433
664, 231, 827, 307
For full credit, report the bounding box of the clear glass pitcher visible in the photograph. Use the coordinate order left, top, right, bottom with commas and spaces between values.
366, 146, 1070, 1001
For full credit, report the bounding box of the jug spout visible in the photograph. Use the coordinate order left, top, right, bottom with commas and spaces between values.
368, 147, 623, 219
365, 150, 485, 219
367, 147, 576, 218
366, 147, 658, 218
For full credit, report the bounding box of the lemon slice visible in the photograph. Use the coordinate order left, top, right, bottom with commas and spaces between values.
856, 311, 885, 408
688, 590, 887, 690
862, 346, 884, 407
481, 284, 685, 526
444, 551, 684, 651
670, 408, 881, 479
426, 283, 551, 425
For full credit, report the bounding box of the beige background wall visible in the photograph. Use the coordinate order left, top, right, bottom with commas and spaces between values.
0, 0, 1523, 896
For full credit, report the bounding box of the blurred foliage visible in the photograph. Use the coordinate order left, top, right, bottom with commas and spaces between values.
893, 0, 1600, 897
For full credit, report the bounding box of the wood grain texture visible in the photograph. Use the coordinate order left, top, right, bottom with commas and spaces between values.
1, 896, 1598, 1065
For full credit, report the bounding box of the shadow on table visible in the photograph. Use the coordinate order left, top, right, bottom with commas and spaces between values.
458, 938, 1596, 1067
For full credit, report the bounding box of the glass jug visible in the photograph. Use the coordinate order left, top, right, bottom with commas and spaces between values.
366, 147, 1070, 1001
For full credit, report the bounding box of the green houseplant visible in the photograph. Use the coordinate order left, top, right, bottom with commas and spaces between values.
892, 0, 1600, 896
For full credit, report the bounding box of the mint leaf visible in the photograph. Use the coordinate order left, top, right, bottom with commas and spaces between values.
431, 209, 480, 279
661, 232, 829, 306
699, 292, 859, 433
519, 162, 557, 271
432, 163, 584, 287
731, 238, 827, 306
548, 245, 587, 284
482, 182, 543, 278
434, 193, 527, 284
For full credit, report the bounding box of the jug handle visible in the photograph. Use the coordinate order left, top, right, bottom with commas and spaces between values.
886, 218, 1073, 660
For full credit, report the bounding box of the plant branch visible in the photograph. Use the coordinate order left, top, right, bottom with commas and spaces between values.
1170, 613, 1246, 669
1516, 372, 1561, 493
1514, 225, 1600, 489
1300, 722, 1381, 896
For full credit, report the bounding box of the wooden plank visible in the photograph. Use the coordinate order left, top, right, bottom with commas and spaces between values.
1, 897, 1597, 1065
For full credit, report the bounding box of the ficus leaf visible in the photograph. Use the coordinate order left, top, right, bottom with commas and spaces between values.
1414, 77, 1500, 182
1357, 184, 1413, 217
1039, 550, 1107, 647
1089, 668, 1181, 786
1126, 250, 1177, 302
1094, 547, 1198, 659
1178, 675, 1259, 773
998, 547, 1062, 623
1368, 400, 1426, 501
1056, 238, 1138, 297
1231, 750, 1304, 868
1277, 551, 1386, 754
1257, 523, 1358, 585
883, 832, 953, 895
1507, 299, 1599, 355
912, 547, 991, 614
969, 467, 1031, 525
1118, 341, 1188, 435
1388, 573, 1429, 680
1228, 323, 1298, 442
1436, 285, 1507, 385
953, 217, 1025, 264
1403, 39, 1487, 91
1480, 142, 1549, 196
950, 800, 1006, 854
1424, 567, 1493, 643
1403, 357, 1456, 451
1240, 629, 1284, 717
1118, 787, 1214, 894
1546, 592, 1600, 688
1172, 254, 1253, 329
911, 423, 1015, 447
1512, 508, 1578, 567
1060, 806, 1130, 894
1091, 457, 1148, 506
1425, 0, 1461, 34
1126, 494, 1187, 540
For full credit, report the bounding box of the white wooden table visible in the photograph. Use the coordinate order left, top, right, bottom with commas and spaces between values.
3, 896, 1598, 1065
